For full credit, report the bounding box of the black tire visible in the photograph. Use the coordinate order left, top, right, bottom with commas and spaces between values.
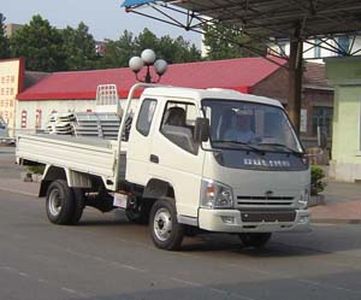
239, 233, 272, 248
46, 180, 83, 225
71, 188, 85, 224
149, 198, 184, 251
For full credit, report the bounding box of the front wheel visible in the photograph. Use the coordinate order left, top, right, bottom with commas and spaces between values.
239, 233, 272, 248
149, 198, 184, 251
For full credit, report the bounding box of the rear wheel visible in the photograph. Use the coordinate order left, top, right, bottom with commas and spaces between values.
239, 233, 272, 248
71, 188, 85, 224
46, 180, 84, 225
150, 198, 184, 250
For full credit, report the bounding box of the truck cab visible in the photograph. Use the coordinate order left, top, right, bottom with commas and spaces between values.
126, 87, 310, 249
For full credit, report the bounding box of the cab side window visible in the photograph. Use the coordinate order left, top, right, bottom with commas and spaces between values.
160, 101, 198, 154
136, 99, 157, 137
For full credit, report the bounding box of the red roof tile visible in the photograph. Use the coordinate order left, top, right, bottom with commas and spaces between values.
17, 57, 286, 101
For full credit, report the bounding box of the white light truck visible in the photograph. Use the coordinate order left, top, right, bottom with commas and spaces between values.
16, 83, 310, 250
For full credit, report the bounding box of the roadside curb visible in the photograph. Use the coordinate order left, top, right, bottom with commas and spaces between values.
308, 195, 325, 207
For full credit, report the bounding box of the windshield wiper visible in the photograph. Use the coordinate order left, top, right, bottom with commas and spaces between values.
212, 140, 264, 153
257, 142, 303, 155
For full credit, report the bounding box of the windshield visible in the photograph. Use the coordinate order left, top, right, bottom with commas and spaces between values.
202, 99, 303, 154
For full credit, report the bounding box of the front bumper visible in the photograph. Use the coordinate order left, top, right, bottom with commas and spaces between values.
198, 208, 310, 233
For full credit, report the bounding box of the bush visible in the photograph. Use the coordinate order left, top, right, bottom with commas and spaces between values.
311, 165, 327, 196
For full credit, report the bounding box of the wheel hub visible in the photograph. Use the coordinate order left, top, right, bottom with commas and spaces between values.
48, 189, 62, 216
154, 208, 172, 242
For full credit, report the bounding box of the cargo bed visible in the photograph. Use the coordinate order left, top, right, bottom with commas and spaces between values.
16, 134, 127, 182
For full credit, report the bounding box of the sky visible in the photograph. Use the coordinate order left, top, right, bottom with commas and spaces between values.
2, 0, 201, 47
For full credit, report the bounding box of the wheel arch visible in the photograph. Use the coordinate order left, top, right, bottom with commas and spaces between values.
142, 178, 175, 200
39, 165, 93, 197
39, 165, 66, 197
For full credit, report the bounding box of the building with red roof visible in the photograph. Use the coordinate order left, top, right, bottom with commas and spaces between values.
17, 57, 286, 101
15, 57, 333, 144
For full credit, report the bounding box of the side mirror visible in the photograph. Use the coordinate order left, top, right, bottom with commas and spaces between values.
194, 117, 209, 143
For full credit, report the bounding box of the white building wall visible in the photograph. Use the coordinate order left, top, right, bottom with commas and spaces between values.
16, 99, 96, 135
15, 98, 139, 136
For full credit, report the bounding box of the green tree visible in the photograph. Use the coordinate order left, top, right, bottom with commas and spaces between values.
10, 15, 65, 72
132, 28, 200, 64
96, 28, 201, 69
134, 28, 158, 53
0, 13, 10, 58
203, 22, 267, 60
157, 35, 201, 63
97, 30, 136, 69
62, 22, 97, 70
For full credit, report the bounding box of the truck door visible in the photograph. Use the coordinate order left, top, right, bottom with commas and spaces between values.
149, 100, 204, 217
127, 98, 158, 185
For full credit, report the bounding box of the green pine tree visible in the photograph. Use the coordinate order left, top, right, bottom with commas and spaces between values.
10, 15, 66, 72
96, 30, 136, 69
97, 28, 201, 69
203, 22, 267, 60
62, 22, 98, 70
0, 13, 10, 59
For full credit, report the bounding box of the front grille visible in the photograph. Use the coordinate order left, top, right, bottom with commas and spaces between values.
236, 195, 294, 207
241, 210, 296, 223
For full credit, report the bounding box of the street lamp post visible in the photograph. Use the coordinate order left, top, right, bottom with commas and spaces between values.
129, 49, 168, 83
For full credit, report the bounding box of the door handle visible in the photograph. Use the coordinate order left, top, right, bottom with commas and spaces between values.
150, 154, 159, 164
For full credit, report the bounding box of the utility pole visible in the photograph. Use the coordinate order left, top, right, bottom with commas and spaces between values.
287, 24, 303, 135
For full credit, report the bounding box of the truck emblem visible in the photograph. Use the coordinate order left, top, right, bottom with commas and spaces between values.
243, 158, 291, 168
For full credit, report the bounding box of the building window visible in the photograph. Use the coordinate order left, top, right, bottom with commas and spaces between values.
21, 110, 27, 129
338, 35, 350, 56
314, 38, 321, 58
35, 109, 42, 129
312, 106, 333, 137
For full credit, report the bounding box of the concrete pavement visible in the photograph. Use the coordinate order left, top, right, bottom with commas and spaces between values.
310, 180, 361, 224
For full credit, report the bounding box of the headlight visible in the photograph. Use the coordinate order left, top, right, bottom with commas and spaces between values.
200, 179, 233, 209
298, 188, 310, 209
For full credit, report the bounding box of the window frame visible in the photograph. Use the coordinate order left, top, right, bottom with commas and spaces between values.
159, 100, 199, 155
311, 106, 333, 137
135, 98, 158, 137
